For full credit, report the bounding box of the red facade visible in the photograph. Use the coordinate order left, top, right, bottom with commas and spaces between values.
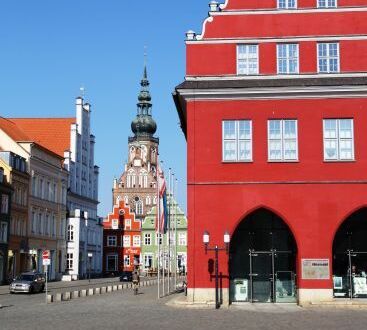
103, 201, 141, 274
175, 1, 367, 304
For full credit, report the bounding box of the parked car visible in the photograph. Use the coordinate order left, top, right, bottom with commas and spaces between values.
9, 272, 46, 294
119, 271, 133, 282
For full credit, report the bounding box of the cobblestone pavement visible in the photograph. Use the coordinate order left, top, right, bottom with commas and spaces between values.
1, 284, 367, 330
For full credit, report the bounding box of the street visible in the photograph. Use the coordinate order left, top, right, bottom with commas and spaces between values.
1, 283, 367, 330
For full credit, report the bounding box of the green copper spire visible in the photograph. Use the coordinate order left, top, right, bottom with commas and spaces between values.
131, 65, 157, 137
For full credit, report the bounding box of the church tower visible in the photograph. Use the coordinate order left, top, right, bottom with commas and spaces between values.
113, 65, 159, 221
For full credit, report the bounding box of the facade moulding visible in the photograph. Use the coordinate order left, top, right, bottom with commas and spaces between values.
186, 34, 367, 45
212, 7, 367, 16
196, 16, 214, 41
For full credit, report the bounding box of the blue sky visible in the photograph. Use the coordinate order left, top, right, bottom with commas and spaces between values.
0, 0, 210, 216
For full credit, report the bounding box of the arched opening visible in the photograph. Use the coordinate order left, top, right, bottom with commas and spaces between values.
229, 208, 297, 303
333, 208, 367, 299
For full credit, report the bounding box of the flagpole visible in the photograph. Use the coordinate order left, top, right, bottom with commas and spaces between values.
161, 160, 165, 297
168, 167, 172, 294
157, 157, 161, 299
173, 174, 177, 291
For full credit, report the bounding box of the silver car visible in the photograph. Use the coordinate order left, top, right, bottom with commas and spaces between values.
9, 272, 46, 294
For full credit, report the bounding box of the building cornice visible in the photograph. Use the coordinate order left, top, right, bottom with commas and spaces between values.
173, 76, 367, 138
67, 191, 99, 205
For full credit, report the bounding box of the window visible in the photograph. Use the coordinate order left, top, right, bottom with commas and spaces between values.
66, 253, 73, 269
123, 235, 131, 247
31, 211, 36, 234
136, 200, 143, 215
39, 178, 44, 199
146, 196, 151, 205
0, 222, 8, 243
237, 45, 259, 75
278, 0, 296, 9
107, 255, 118, 271
144, 233, 151, 245
67, 225, 74, 241
32, 176, 37, 196
133, 235, 141, 247
317, 0, 337, 8
179, 233, 187, 246
277, 44, 299, 74
45, 214, 50, 235
124, 255, 130, 267
124, 219, 131, 230
323, 119, 354, 161
38, 213, 43, 234
222, 120, 252, 162
107, 235, 117, 247
156, 233, 163, 245
144, 254, 153, 268
1, 194, 9, 214
317, 43, 339, 73
268, 120, 298, 161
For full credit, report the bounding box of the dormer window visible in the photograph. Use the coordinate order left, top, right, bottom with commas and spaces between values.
277, 0, 297, 9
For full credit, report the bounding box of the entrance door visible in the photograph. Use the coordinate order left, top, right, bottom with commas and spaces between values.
334, 250, 367, 299
250, 250, 296, 303
250, 251, 273, 302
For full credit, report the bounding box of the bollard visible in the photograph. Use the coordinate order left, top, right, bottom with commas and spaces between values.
87, 288, 94, 296
112, 285, 118, 291
101, 287, 106, 294
72, 291, 79, 299
118, 284, 123, 290
62, 292, 71, 301
55, 293, 62, 302
107, 286, 112, 293
80, 289, 87, 297
94, 288, 101, 295
123, 283, 128, 289
47, 294, 53, 303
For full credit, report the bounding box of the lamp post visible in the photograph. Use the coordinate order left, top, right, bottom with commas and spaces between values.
203, 230, 230, 309
87, 252, 93, 283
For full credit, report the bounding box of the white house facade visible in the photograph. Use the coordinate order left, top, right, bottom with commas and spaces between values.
63, 97, 102, 280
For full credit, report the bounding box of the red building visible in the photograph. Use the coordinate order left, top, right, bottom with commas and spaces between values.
174, 0, 367, 305
103, 201, 141, 274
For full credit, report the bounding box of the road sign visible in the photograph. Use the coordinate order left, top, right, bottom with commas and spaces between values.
42, 250, 50, 260
43, 258, 51, 266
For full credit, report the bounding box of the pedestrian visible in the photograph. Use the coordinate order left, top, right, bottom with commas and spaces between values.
132, 269, 140, 295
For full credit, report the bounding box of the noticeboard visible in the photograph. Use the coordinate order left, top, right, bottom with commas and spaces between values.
302, 259, 330, 280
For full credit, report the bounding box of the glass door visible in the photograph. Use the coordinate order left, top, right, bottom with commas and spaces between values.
274, 251, 296, 303
250, 251, 273, 303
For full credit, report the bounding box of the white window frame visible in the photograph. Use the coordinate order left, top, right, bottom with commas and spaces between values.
124, 254, 130, 267
237, 45, 259, 75
317, 0, 337, 8
107, 235, 117, 247
1, 194, 9, 214
133, 235, 141, 247
277, 44, 299, 74
222, 120, 253, 162
268, 120, 298, 162
144, 233, 151, 245
67, 225, 74, 241
179, 233, 187, 246
317, 43, 340, 73
323, 119, 354, 161
123, 235, 131, 247
277, 0, 297, 9
66, 253, 73, 270
124, 219, 131, 230
156, 233, 163, 246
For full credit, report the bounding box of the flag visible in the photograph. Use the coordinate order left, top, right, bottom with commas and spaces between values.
156, 165, 168, 234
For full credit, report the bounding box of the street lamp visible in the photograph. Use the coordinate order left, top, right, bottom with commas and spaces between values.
203, 230, 230, 309
88, 252, 93, 283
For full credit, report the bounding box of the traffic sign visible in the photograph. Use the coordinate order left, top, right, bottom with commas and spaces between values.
43, 258, 51, 266
42, 250, 50, 260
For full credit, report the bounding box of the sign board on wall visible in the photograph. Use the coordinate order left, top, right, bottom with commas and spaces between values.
302, 259, 330, 280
